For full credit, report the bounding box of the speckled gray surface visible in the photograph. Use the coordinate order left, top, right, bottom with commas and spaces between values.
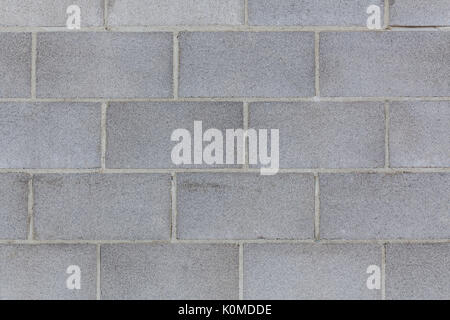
386, 244, 450, 300
249, 102, 385, 168
389, 0, 450, 26
320, 173, 450, 240
320, 32, 450, 97
0, 245, 97, 300
37, 32, 173, 98
0, 102, 101, 168
107, 0, 243, 26
0, 0, 449, 300
390, 101, 450, 167
0, 174, 29, 239
0, 33, 30, 98
106, 102, 243, 168
244, 244, 381, 300
179, 32, 315, 97
101, 244, 239, 300
0, 0, 103, 27
248, 0, 385, 26
177, 173, 314, 239
33, 174, 172, 240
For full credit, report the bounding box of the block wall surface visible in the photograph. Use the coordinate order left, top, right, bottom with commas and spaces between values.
0, 0, 449, 300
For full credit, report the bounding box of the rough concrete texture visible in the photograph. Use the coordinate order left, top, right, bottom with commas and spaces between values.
0, 0, 449, 301
386, 244, 450, 300
179, 32, 315, 97
0, 33, 30, 98
0, 245, 97, 300
320, 32, 450, 97
248, 0, 384, 26
0, 0, 103, 27
390, 0, 450, 26
177, 173, 314, 240
33, 174, 171, 240
0, 174, 29, 240
0, 102, 101, 168
106, 102, 243, 168
37, 32, 173, 98
101, 244, 239, 299
250, 102, 385, 168
390, 101, 450, 167
244, 244, 381, 299
107, 0, 244, 26
320, 173, 450, 239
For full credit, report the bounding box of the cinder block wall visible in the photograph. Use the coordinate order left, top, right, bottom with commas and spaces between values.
0, 0, 449, 300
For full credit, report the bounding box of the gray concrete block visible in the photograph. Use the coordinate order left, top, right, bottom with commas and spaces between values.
107, 0, 243, 26
320, 173, 450, 239
101, 244, 239, 299
249, 102, 385, 168
34, 174, 171, 240
0, 0, 103, 27
320, 32, 450, 97
0, 245, 96, 300
179, 32, 315, 97
177, 173, 314, 240
0, 174, 30, 240
248, 0, 384, 26
390, 0, 450, 26
386, 244, 450, 300
106, 102, 243, 168
0, 33, 31, 98
0, 102, 100, 168
390, 101, 450, 167
37, 32, 172, 98
244, 243, 381, 299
